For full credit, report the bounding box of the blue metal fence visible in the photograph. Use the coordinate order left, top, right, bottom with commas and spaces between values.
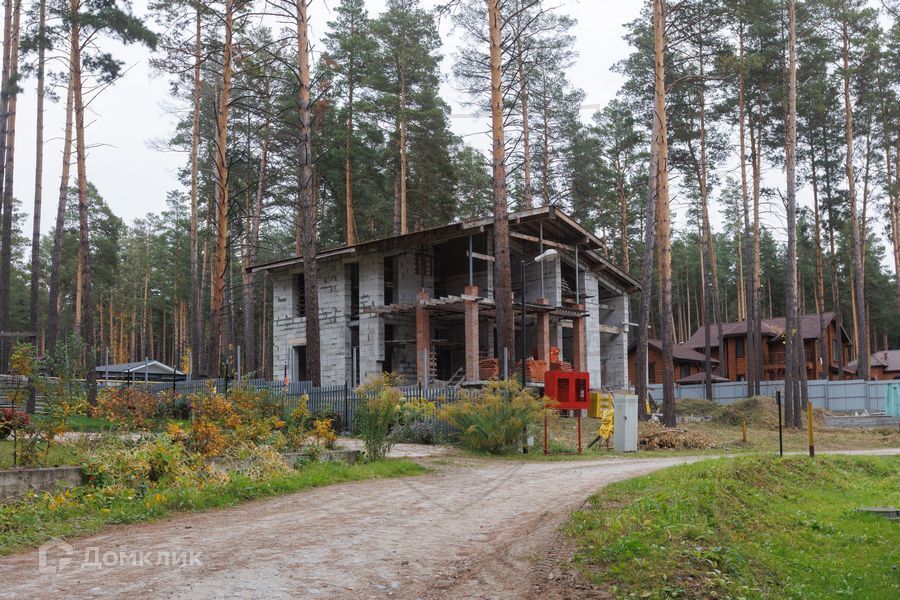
648, 379, 896, 413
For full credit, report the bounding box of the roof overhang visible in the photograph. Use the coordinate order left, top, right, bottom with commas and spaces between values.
248, 206, 639, 293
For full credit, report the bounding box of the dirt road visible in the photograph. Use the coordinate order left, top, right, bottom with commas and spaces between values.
0, 455, 704, 599
4, 450, 895, 599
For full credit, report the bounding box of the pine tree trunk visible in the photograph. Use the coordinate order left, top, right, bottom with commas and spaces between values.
189, 5, 202, 377
486, 0, 514, 366
0, 0, 21, 369
784, 0, 802, 427
242, 84, 268, 377
399, 74, 408, 234
514, 1, 532, 209
810, 146, 827, 380
738, 22, 757, 396
345, 27, 357, 246
0, 0, 13, 228
636, 116, 659, 420
750, 119, 763, 394
297, 0, 320, 385
28, 0, 46, 336
208, 0, 234, 378
70, 0, 96, 403
842, 21, 868, 381
652, 0, 675, 427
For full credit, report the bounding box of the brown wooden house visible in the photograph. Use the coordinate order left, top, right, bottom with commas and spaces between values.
682, 312, 852, 382
845, 350, 900, 381
628, 340, 719, 385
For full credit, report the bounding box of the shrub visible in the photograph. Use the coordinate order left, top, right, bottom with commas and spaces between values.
394, 420, 438, 445
439, 380, 549, 454
186, 385, 285, 456
0, 408, 30, 440
312, 418, 337, 448
393, 396, 440, 444
93, 387, 161, 431
355, 376, 401, 461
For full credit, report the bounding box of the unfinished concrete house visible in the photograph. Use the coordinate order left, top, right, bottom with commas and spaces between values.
251, 207, 639, 391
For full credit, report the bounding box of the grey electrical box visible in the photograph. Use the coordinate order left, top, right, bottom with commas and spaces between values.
613, 394, 638, 452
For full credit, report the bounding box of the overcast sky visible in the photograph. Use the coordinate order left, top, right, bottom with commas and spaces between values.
10, 0, 642, 232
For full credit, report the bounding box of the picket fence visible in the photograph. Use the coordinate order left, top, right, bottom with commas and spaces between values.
145, 378, 461, 436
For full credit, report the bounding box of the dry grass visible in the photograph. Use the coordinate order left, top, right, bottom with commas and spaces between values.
638, 422, 718, 450
541, 412, 900, 456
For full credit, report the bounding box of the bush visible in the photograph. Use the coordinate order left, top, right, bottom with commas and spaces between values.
93, 387, 161, 431
0, 409, 30, 440
393, 396, 440, 444
355, 376, 400, 461
439, 380, 549, 454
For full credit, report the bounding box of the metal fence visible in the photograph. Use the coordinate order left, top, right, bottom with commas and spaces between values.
648, 379, 897, 413
145, 378, 461, 436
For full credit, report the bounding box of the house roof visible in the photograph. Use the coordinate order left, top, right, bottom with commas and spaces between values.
684, 313, 850, 349
248, 206, 639, 294
676, 371, 730, 384
644, 339, 720, 365
845, 349, 900, 374
95, 361, 184, 375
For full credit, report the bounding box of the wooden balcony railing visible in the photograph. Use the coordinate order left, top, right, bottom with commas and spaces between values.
764, 350, 814, 368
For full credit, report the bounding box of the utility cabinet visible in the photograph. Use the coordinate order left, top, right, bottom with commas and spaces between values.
613, 394, 638, 452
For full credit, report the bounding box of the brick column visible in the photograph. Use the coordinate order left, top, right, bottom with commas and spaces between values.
464, 285, 480, 382
536, 298, 551, 363
572, 303, 587, 373
416, 288, 431, 384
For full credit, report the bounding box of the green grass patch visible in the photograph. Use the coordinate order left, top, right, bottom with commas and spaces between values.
45, 415, 191, 432
566, 455, 900, 599
0, 459, 426, 556
0, 440, 80, 468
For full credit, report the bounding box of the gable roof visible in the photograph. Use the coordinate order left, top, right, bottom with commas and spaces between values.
248, 206, 639, 294
685, 313, 849, 349
676, 371, 730, 384
95, 361, 184, 375
846, 349, 900, 374
643, 339, 719, 365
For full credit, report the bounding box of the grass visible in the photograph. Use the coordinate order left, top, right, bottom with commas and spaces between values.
0, 459, 427, 556
530, 414, 900, 459
565, 455, 900, 599
47, 415, 191, 432
0, 440, 81, 469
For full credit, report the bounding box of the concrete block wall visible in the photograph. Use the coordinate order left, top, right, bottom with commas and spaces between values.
272, 270, 305, 381
272, 258, 349, 386
395, 250, 433, 305
600, 294, 630, 390
358, 253, 384, 383
318, 258, 349, 386
583, 273, 603, 388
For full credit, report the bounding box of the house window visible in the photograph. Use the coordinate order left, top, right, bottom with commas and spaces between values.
294, 274, 306, 318
293, 346, 307, 382
736, 373, 746, 382
648, 362, 657, 384
347, 263, 360, 318
384, 324, 395, 374
384, 256, 398, 305
680, 364, 691, 379
735, 337, 745, 358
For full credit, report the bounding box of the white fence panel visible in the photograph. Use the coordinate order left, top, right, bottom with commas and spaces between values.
646, 379, 890, 413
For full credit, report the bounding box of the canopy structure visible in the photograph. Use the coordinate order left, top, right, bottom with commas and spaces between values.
96, 360, 186, 382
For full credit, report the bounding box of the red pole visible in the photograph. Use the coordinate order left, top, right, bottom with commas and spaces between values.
577, 412, 582, 454
543, 412, 548, 455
